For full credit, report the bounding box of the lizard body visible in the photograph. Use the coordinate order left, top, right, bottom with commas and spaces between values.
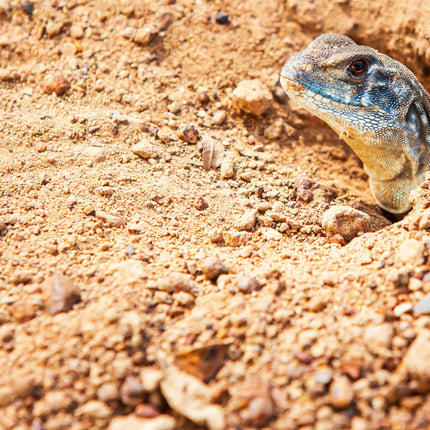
280, 34, 430, 214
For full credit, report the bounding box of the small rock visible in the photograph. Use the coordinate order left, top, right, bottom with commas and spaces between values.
215, 12, 230, 25
154, 11, 173, 31
76, 400, 112, 419
84, 146, 106, 163
403, 329, 430, 380
11, 301, 36, 323
160, 368, 225, 430
195, 197, 208, 210
364, 323, 393, 352
329, 376, 354, 409
134, 25, 158, 45
220, 152, 235, 179
209, 229, 224, 243
97, 383, 119, 403
398, 239, 425, 266
198, 92, 210, 104
120, 376, 145, 407
140, 367, 164, 392
200, 256, 229, 281
237, 276, 261, 294
414, 294, 430, 317
264, 120, 283, 139
261, 227, 282, 241
226, 231, 250, 247
120, 26, 137, 39
327, 234, 345, 245
234, 211, 257, 231
305, 295, 327, 312
212, 111, 226, 125
175, 291, 195, 308
135, 403, 160, 418
168, 101, 181, 114
393, 302, 413, 316
419, 208, 430, 230
232, 80, 272, 115
178, 126, 199, 144
0, 0, 9, 14
42, 72, 70, 96
21, 1, 33, 16
108, 415, 176, 430
132, 140, 159, 159
70, 23, 84, 39
321, 205, 371, 241
95, 210, 125, 227
42, 274, 81, 315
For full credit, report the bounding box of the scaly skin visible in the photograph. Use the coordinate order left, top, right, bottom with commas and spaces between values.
280, 34, 430, 214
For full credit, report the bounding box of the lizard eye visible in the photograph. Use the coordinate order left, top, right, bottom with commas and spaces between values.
348, 59, 368, 76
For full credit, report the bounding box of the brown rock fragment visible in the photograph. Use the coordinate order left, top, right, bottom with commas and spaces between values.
200, 256, 229, 281
42, 72, 70, 96
329, 376, 354, 409
403, 329, 430, 380
322, 205, 370, 241
42, 274, 81, 315
232, 80, 272, 115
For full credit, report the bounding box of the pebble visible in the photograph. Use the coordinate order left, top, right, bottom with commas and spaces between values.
418, 208, 430, 230
175, 291, 195, 307
120, 376, 145, 406
328, 376, 354, 409
140, 367, 164, 392
134, 25, 159, 45
237, 276, 261, 293
212, 111, 226, 125
0, 0, 9, 14
261, 227, 283, 241
97, 383, 119, 403
403, 329, 430, 379
200, 256, 229, 281
95, 210, 125, 227
108, 415, 176, 430
393, 302, 413, 316
120, 26, 137, 39
234, 210, 257, 231
11, 301, 36, 323
160, 369, 225, 430
168, 101, 181, 114
42, 72, 70, 96
42, 274, 81, 315
226, 231, 250, 247
264, 119, 283, 139
414, 294, 430, 316
195, 197, 208, 210
321, 205, 371, 241
75, 400, 112, 418
232, 80, 272, 115
132, 140, 159, 159
84, 146, 106, 163
215, 12, 230, 25
209, 229, 224, 243
135, 403, 160, 418
220, 152, 236, 179
397, 239, 425, 266
70, 23, 84, 39
364, 323, 393, 351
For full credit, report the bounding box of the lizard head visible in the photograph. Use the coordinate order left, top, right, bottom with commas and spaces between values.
280, 34, 419, 136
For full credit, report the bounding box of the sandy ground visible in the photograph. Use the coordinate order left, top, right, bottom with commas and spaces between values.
2, 0, 430, 429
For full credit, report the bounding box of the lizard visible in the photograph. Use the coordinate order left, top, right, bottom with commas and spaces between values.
280, 33, 430, 214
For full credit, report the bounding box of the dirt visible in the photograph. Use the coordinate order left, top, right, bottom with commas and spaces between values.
2, 0, 430, 429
